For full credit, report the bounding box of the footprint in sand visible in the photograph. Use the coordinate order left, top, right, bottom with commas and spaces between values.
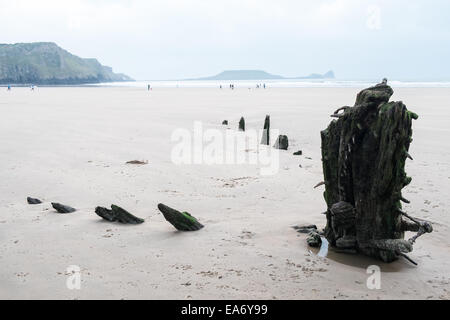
238, 230, 255, 240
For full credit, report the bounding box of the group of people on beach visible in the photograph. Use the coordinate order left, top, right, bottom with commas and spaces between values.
219, 83, 267, 90
143, 83, 267, 91
219, 84, 235, 90
5, 85, 36, 91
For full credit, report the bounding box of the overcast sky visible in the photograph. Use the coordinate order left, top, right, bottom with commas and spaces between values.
1, 0, 449, 80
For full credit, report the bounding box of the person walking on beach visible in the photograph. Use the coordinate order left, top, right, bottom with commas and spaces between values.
7, 85, 11, 91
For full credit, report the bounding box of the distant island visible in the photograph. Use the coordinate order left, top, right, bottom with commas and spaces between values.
188, 70, 335, 81
0, 42, 133, 85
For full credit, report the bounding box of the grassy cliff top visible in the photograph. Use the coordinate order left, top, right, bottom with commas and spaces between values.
0, 42, 132, 85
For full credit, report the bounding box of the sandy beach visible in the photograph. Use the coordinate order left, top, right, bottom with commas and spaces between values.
0, 86, 448, 300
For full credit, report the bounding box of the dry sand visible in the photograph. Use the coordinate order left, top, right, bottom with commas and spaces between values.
0, 86, 448, 300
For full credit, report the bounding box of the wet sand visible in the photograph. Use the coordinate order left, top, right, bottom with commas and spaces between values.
0, 86, 448, 299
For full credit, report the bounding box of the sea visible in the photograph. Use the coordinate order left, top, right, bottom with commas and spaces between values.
91, 79, 450, 89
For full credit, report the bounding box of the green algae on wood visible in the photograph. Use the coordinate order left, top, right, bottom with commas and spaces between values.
158, 203, 204, 231
318, 82, 432, 263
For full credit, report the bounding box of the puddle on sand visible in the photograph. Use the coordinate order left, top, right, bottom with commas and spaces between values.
317, 237, 329, 258
311, 237, 416, 272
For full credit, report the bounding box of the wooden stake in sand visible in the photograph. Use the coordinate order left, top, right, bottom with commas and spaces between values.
239, 117, 245, 132
261, 115, 270, 145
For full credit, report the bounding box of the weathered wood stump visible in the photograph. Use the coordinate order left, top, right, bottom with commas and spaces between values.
274, 135, 289, 150
239, 117, 246, 132
261, 115, 270, 145
158, 203, 204, 231
319, 82, 432, 263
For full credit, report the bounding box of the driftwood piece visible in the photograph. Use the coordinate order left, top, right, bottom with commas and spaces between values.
261, 115, 270, 145
52, 203, 76, 214
126, 160, 148, 165
292, 224, 318, 234
27, 197, 42, 205
95, 205, 145, 224
319, 82, 432, 263
314, 181, 325, 189
158, 203, 204, 231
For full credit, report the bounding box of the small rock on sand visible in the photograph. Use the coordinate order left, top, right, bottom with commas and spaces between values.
51, 203, 76, 214
27, 197, 42, 205
307, 231, 322, 248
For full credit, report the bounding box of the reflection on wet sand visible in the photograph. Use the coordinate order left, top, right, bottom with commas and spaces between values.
312, 237, 417, 272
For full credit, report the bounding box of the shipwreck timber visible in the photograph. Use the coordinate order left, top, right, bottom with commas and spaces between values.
317, 82, 433, 263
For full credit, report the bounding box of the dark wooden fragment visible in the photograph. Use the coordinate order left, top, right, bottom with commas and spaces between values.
158, 203, 204, 231
239, 117, 245, 132
274, 135, 289, 150
52, 203, 76, 214
95, 205, 144, 224
95, 207, 116, 222
261, 115, 270, 145
293, 224, 318, 234
27, 197, 42, 205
